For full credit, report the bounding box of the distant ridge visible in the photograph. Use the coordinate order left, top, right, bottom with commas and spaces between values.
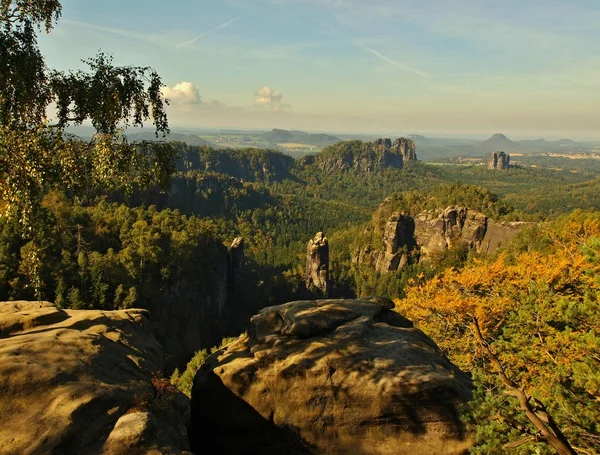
126, 131, 217, 148
259, 129, 341, 147
477, 133, 518, 152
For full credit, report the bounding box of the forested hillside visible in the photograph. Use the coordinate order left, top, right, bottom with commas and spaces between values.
7, 140, 600, 311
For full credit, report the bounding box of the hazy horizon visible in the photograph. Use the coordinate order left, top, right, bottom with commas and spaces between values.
39, 0, 600, 141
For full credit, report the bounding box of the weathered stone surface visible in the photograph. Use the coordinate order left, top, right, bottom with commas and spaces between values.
374, 213, 416, 273
306, 232, 331, 297
481, 221, 530, 254
0, 302, 190, 455
190, 298, 473, 455
102, 410, 191, 455
355, 205, 525, 273
394, 137, 418, 163
488, 151, 510, 169
415, 206, 488, 257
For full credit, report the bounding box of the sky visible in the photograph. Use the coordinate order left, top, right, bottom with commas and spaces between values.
38, 0, 600, 140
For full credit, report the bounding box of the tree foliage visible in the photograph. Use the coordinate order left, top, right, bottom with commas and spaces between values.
394, 212, 600, 454
0, 0, 174, 235
170, 337, 237, 397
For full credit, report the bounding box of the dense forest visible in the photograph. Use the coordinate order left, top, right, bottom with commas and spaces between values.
6, 140, 600, 308
4, 124, 600, 454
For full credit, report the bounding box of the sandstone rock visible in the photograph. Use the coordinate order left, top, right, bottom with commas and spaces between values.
488, 151, 510, 169
306, 232, 331, 297
356, 205, 525, 273
374, 213, 416, 273
190, 298, 473, 455
0, 302, 190, 455
394, 137, 417, 163
415, 206, 487, 257
316, 138, 417, 174
481, 221, 530, 254
102, 411, 191, 455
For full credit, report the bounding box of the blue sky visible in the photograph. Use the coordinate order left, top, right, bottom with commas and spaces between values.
39, 0, 600, 139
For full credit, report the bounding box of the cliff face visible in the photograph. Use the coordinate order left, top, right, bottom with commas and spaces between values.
488, 151, 510, 169
306, 232, 331, 297
356, 205, 525, 273
152, 237, 245, 371
415, 206, 488, 257
355, 213, 417, 273
190, 298, 472, 455
0, 302, 191, 455
311, 138, 417, 174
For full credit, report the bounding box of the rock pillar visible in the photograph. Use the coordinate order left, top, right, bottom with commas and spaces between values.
306, 232, 331, 297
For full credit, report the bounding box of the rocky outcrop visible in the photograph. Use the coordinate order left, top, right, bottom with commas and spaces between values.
488, 151, 510, 169
376, 213, 416, 272
190, 298, 473, 455
355, 214, 416, 273
0, 301, 190, 455
480, 221, 530, 254
306, 232, 331, 297
313, 138, 417, 174
415, 207, 488, 257
355, 206, 524, 273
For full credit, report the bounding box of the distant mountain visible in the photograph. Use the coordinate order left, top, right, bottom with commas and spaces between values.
127, 131, 217, 148
476, 133, 518, 152
551, 139, 576, 146
259, 129, 341, 147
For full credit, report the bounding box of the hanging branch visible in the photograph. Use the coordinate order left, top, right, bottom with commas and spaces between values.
470, 316, 576, 455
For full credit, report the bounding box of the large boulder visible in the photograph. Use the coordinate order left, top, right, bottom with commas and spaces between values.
190, 298, 473, 455
0, 301, 190, 455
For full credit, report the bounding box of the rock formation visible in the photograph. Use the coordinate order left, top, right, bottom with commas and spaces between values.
355, 213, 416, 273
415, 206, 488, 257
488, 151, 510, 169
376, 212, 416, 272
190, 298, 473, 455
0, 301, 191, 455
480, 221, 531, 254
355, 205, 525, 273
313, 138, 417, 174
306, 232, 331, 297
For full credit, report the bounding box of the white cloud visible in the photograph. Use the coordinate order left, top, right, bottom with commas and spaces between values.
162, 82, 202, 104
254, 85, 289, 110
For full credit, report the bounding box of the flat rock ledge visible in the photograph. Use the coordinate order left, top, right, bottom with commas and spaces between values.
0, 301, 190, 455
190, 297, 473, 455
